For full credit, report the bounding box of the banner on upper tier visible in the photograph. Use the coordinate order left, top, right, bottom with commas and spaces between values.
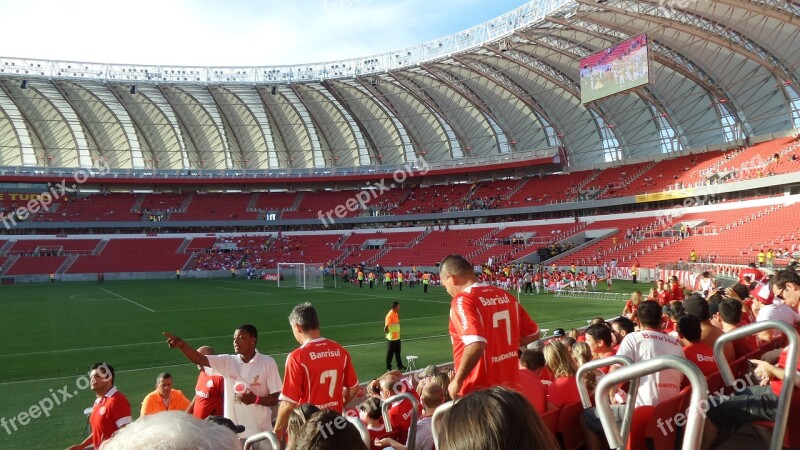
635, 188, 696, 203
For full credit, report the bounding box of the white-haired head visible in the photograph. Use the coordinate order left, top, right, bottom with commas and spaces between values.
99, 411, 239, 450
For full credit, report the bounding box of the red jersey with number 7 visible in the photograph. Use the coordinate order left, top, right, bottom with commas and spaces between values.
279, 337, 358, 412
449, 282, 539, 396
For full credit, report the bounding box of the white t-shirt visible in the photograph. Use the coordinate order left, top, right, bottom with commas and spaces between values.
616, 330, 684, 407
757, 304, 800, 326
414, 416, 434, 450
207, 351, 282, 437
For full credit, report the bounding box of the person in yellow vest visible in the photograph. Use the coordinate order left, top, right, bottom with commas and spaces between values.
631, 264, 639, 284
368, 271, 375, 288
397, 271, 404, 291
357, 270, 365, 288
757, 250, 766, 267
766, 249, 774, 268
384, 271, 393, 290
384, 302, 405, 371
690, 250, 698, 263
422, 272, 431, 293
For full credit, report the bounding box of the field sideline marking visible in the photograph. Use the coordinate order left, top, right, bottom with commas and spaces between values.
0, 333, 454, 386
159, 295, 377, 312
0, 315, 449, 359
216, 287, 273, 295
99, 288, 155, 313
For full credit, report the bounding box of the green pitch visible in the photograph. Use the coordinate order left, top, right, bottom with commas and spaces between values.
0, 278, 636, 448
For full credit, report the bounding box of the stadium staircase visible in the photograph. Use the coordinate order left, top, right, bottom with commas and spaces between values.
246, 193, 260, 212
0, 255, 19, 274
56, 254, 79, 274
130, 194, 146, 213
0, 240, 14, 256
176, 238, 192, 254
179, 194, 194, 212
92, 239, 109, 255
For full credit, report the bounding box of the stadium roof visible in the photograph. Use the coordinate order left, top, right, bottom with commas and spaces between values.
0, 0, 797, 173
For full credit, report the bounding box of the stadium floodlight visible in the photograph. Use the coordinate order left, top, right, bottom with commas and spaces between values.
277, 262, 325, 289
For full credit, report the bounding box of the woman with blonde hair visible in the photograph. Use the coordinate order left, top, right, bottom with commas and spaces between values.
622, 290, 643, 325
543, 340, 581, 409
571, 341, 599, 393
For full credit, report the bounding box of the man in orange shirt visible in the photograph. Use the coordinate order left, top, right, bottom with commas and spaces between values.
385, 302, 405, 371
140, 372, 191, 416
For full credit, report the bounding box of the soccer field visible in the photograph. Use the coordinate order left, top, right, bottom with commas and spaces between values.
0, 278, 634, 448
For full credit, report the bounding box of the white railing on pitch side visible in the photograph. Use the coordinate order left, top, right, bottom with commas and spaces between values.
714, 320, 798, 450
553, 290, 629, 301
0, 0, 572, 84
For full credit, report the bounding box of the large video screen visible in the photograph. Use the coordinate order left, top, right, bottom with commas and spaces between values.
580, 34, 650, 104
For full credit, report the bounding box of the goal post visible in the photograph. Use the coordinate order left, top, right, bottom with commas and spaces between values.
277, 263, 326, 289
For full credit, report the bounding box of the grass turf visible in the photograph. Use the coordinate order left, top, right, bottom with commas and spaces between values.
0, 277, 637, 448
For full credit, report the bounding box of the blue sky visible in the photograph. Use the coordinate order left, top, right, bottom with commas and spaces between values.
1, 0, 529, 66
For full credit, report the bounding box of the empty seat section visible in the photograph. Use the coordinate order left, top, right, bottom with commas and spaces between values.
67, 238, 189, 273
34, 193, 138, 222
376, 229, 495, 266
506, 171, 593, 206
6, 256, 66, 275
185, 237, 218, 252
8, 239, 100, 254
170, 193, 258, 220
397, 185, 473, 214
283, 191, 366, 219
253, 192, 299, 211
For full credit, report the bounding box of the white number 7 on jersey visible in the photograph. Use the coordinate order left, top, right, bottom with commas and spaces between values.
493, 310, 511, 345
320, 370, 338, 398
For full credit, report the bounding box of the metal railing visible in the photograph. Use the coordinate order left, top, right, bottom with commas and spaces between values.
0, 0, 572, 83
243, 431, 281, 450
345, 415, 372, 449
430, 400, 453, 450
576, 355, 637, 449
713, 320, 798, 450
381, 392, 419, 450
594, 355, 708, 450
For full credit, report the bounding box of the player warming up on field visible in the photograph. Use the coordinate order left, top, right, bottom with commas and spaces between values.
440, 255, 540, 400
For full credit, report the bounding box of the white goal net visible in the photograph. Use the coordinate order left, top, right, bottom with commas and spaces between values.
277, 263, 325, 289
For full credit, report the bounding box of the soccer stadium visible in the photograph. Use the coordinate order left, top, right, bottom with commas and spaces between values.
0, 0, 799, 448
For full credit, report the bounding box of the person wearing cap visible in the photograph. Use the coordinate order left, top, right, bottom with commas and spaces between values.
683, 295, 735, 362
551, 328, 566, 339
752, 282, 800, 342
700, 269, 800, 450
140, 372, 191, 416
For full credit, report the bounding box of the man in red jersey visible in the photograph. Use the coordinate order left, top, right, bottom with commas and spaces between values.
273, 302, 359, 438
67, 363, 131, 450
187, 346, 225, 419
440, 254, 540, 399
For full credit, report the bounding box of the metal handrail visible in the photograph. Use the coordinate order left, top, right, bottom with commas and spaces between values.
594, 355, 708, 450
243, 431, 281, 450
381, 392, 420, 450
345, 415, 372, 449
430, 400, 454, 450
713, 319, 798, 450
576, 355, 637, 449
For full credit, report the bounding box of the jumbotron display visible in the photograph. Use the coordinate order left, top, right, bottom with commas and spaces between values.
579, 34, 651, 104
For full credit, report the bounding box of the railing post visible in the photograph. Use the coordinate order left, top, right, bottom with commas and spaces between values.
594, 355, 707, 450
381, 392, 420, 450
713, 320, 798, 450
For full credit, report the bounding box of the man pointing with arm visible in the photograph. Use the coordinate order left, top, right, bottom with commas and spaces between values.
163, 325, 281, 439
